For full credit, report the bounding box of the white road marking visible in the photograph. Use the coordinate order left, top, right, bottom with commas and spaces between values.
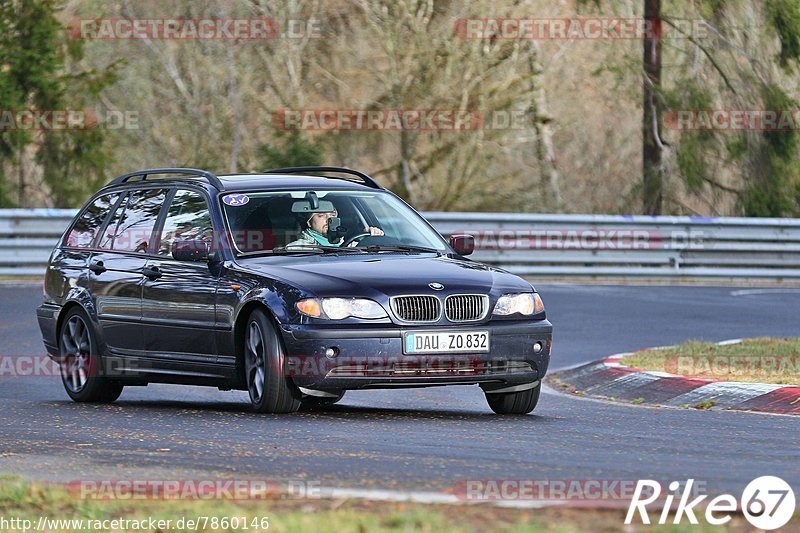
316, 486, 564, 508
664, 382, 784, 408
583, 371, 661, 396
730, 288, 800, 296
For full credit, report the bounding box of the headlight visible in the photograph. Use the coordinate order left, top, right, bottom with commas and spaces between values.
296, 298, 388, 320
492, 293, 544, 316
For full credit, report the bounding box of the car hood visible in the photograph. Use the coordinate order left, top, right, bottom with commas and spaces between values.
235, 253, 533, 298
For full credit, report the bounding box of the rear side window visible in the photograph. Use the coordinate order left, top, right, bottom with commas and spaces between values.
98, 189, 168, 253
64, 194, 119, 248
157, 190, 213, 256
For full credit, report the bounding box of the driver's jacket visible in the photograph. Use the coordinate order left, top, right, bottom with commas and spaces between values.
286, 229, 351, 248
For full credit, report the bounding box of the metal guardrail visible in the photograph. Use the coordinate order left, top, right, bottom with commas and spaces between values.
1, 209, 800, 279
427, 212, 800, 279
0, 209, 77, 276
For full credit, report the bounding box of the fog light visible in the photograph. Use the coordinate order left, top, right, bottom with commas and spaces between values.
325, 347, 339, 358
533, 342, 543, 354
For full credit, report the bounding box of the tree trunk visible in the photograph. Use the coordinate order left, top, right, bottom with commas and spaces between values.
226, 41, 241, 173
528, 44, 561, 210
398, 130, 418, 205
642, 0, 664, 215
17, 142, 24, 206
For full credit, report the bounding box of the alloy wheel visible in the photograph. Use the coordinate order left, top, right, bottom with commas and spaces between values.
60, 315, 92, 393
245, 320, 267, 403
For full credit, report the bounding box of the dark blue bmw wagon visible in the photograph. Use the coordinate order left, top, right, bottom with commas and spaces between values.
36, 167, 553, 414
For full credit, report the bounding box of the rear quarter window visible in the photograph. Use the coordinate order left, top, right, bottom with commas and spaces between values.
98, 189, 168, 253
64, 194, 120, 248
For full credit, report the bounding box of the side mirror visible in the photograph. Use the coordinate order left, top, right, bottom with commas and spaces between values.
449, 234, 475, 256
171, 240, 210, 262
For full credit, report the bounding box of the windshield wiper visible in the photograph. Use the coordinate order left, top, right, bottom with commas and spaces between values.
271, 245, 364, 254
239, 244, 439, 257
238, 248, 322, 257
238, 245, 349, 257
361, 244, 441, 255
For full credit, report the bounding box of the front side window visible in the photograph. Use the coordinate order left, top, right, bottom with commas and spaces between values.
98, 189, 167, 253
158, 190, 213, 256
64, 193, 119, 248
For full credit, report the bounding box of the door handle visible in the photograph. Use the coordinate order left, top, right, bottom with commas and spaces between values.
88, 260, 106, 275
142, 266, 162, 280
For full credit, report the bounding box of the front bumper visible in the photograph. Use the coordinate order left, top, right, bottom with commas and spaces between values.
280, 319, 552, 391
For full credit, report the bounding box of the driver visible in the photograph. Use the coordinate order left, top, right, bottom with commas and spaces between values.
287, 208, 384, 247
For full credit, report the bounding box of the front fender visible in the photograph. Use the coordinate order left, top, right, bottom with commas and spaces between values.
215, 270, 310, 360
237, 287, 296, 325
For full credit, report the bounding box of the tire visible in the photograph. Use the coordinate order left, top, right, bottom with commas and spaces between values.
97, 382, 124, 403
243, 309, 301, 414
299, 391, 345, 411
484, 382, 541, 415
58, 307, 123, 403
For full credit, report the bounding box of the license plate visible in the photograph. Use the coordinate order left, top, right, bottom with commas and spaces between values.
403, 331, 490, 354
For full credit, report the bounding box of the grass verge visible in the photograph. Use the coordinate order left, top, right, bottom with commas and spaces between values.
621, 338, 800, 386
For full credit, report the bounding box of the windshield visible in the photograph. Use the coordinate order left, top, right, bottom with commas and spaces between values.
220, 189, 449, 255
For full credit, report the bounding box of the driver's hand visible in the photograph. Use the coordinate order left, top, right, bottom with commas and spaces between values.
366, 226, 384, 236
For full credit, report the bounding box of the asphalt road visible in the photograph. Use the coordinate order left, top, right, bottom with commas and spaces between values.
1, 283, 798, 498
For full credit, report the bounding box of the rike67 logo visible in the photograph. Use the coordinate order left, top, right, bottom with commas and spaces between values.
626, 476, 796, 530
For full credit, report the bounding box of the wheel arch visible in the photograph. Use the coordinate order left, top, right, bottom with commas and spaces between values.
56, 301, 94, 342
56, 289, 108, 355
56, 301, 82, 337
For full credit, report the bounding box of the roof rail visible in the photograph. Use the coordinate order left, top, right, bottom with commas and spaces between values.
107, 168, 223, 190
264, 166, 383, 189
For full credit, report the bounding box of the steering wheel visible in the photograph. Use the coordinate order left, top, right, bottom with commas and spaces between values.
342, 232, 372, 247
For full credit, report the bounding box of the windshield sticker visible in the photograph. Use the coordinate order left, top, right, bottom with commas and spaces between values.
223, 194, 249, 206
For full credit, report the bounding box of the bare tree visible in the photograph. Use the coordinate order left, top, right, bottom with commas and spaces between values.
641, 0, 664, 214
